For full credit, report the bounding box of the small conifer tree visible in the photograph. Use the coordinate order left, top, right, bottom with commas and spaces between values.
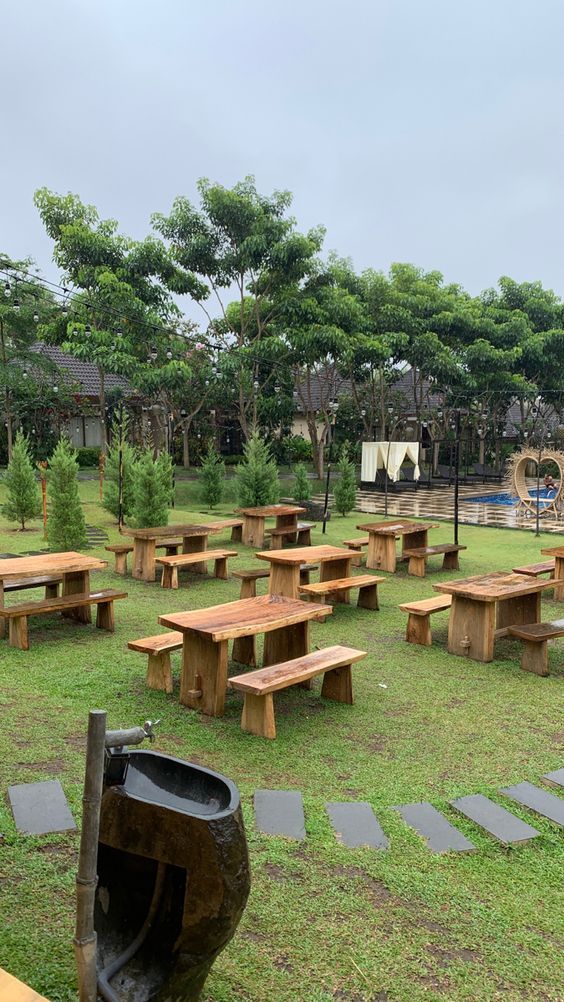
103, 416, 136, 522
333, 443, 357, 515
131, 449, 170, 528
156, 450, 175, 508
1, 431, 42, 529
47, 437, 88, 550
199, 444, 225, 509
291, 462, 311, 502
236, 433, 280, 507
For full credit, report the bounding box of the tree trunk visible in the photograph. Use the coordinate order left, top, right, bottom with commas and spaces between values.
98, 366, 107, 455
479, 437, 485, 465
183, 425, 190, 468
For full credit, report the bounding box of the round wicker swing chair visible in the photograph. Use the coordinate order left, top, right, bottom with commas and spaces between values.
506, 447, 564, 518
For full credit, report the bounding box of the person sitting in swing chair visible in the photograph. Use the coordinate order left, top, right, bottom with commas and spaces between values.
544, 472, 558, 495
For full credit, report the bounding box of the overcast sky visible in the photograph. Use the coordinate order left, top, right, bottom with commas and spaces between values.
3, 0, 564, 320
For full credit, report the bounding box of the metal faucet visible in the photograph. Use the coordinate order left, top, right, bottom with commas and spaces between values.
104, 719, 161, 786
105, 719, 161, 750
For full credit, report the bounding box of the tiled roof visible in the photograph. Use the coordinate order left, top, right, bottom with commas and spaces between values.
32, 343, 130, 397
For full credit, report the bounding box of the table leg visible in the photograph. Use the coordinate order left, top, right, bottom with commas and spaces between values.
320, 557, 352, 603
367, 533, 396, 572
276, 513, 298, 545
62, 571, 91, 623
0, 580, 4, 639
264, 620, 309, 668
554, 556, 564, 600
180, 632, 228, 717
133, 539, 156, 581
447, 596, 495, 661
402, 530, 428, 558
242, 515, 264, 548
269, 562, 300, 599
183, 533, 208, 574
496, 593, 541, 634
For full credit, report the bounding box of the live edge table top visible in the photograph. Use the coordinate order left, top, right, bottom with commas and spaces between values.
256, 544, 353, 565
357, 519, 439, 536
120, 524, 211, 540
0, 551, 106, 582
236, 504, 306, 517
159, 593, 330, 641
434, 571, 557, 602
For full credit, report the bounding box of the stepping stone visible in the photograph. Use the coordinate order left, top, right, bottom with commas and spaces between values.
542, 768, 564, 789
254, 790, 305, 840
325, 802, 389, 849
450, 793, 540, 845
500, 782, 564, 825
393, 801, 475, 853
0, 553, 18, 559
8, 780, 76, 835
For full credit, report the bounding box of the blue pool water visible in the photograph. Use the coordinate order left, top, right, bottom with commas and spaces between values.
466, 488, 555, 507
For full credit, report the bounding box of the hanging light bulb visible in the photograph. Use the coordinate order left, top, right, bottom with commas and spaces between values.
53, 384, 59, 393
150, 346, 158, 361
22, 369, 28, 379
62, 301, 68, 315
116, 327, 123, 338
253, 379, 259, 391
85, 324, 91, 335
4, 281, 11, 297
166, 350, 173, 360
111, 343, 116, 351
33, 310, 39, 323
13, 299, 20, 312
274, 383, 281, 394
72, 326, 78, 336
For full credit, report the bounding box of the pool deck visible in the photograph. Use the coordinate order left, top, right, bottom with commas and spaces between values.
354, 481, 564, 532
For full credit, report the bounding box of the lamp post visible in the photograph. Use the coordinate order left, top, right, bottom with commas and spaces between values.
383, 406, 397, 518
322, 399, 339, 534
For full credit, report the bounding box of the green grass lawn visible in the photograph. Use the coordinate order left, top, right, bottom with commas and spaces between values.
0, 480, 562, 1002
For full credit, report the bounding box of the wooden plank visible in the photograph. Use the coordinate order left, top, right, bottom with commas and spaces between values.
254, 790, 306, 839
121, 524, 211, 539
326, 802, 389, 849
542, 768, 564, 789
233, 569, 270, 581
128, 631, 184, 654
256, 544, 353, 565
0, 589, 127, 618
160, 595, 331, 641
512, 560, 555, 577
403, 544, 466, 557
4, 575, 62, 593
237, 505, 305, 517
434, 572, 555, 601
393, 802, 475, 853
229, 645, 367, 694
399, 595, 452, 614
507, 622, 564, 641
155, 549, 238, 567
0, 968, 50, 1002
0, 552, 106, 581
300, 575, 384, 594
500, 782, 564, 825
8, 780, 76, 835
450, 793, 540, 845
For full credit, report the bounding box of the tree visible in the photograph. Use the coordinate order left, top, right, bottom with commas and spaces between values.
236, 433, 280, 507
131, 449, 170, 527
1, 431, 42, 529
103, 415, 137, 522
333, 443, 357, 515
199, 444, 225, 509
47, 438, 88, 550
291, 462, 311, 502
153, 176, 324, 438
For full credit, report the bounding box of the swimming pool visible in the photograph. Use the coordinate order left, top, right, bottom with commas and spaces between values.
466, 488, 554, 507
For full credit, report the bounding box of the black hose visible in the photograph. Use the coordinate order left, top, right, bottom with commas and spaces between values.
97, 861, 167, 1002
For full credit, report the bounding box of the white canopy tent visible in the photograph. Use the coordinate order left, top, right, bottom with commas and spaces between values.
361, 441, 421, 482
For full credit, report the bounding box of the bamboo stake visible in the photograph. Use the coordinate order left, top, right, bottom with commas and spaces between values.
74, 709, 107, 1002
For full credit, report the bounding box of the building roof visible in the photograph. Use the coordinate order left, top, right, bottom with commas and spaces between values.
33, 343, 130, 397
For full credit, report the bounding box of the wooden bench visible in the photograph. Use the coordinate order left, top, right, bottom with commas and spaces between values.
0, 574, 62, 638
507, 621, 564, 676
0, 966, 50, 1001
402, 544, 466, 578
156, 549, 238, 589
229, 644, 367, 738
299, 574, 383, 610
512, 560, 555, 578
399, 594, 453, 646
343, 536, 369, 566
233, 568, 270, 598
266, 522, 316, 549
0, 589, 127, 650
128, 631, 184, 692
105, 543, 133, 575
200, 518, 244, 542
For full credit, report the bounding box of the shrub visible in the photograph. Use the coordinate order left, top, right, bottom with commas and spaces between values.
199, 445, 225, 508
47, 437, 88, 550
1, 431, 42, 529
291, 462, 311, 502
236, 433, 280, 507
131, 449, 170, 528
103, 420, 137, 523
286, 435, 313, 463
332, 442, 357, 516
75, 447, 101, 468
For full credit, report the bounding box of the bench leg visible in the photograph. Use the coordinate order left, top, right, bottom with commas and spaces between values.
321, 664, 353, 704
270, 533, 283, 550
232, 634, 256, 666
214, 557, 228, 580
96, 601, 115, 632
161, 565, 177, 589
9, 616, 29, 651
297, 529, 311, 546
45, 582, 59, 599
231, 525, 243, 542
115, 552, 128, 575
239, 579, 257, 599
357, 582, 378, 611
521, 639, 549, 677
165, 544, 179, 556
406, 613, 432, 646
241, 692, 276, 739
408, 555, 426, 577
442, 551, 460, 571
147, 652, 173, 693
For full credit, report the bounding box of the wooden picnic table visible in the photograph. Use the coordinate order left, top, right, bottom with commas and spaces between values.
256, 544, 353, 599
120, 524, 212, 581
357, 519, 439, 573
159, 594, 330, 716
433, 571, 557, 662
540, 545, 564, 600
235, 504, 306, 548
0, 551, 106, 626
0, 966, 50, 1001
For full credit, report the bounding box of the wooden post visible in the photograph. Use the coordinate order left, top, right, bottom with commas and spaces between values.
98, 451, 105, 503
74, 709, 107, 1002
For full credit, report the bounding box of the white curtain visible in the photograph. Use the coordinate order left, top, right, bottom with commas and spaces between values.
361, 441, 420, 482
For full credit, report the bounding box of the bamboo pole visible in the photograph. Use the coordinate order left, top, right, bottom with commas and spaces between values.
74, 709, 107, 1002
